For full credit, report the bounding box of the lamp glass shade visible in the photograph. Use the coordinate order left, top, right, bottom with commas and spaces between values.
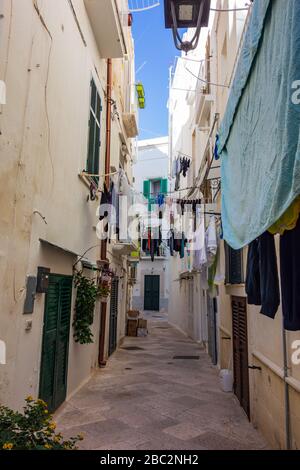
164, 0, 211, 29
178, 4, 194, 21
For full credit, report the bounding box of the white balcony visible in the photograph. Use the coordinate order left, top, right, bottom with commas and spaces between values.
84, 0, 127, 58
112, 240, 139, 256
196, 92, 213, 126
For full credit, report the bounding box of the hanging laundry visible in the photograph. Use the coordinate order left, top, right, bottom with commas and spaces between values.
268, 195, 300, 236
156, 193, 165, 207
99, 183, 112, 234
168, 229, 175, 256
99, 183, 111, 221
118, 170, 132, 241
176, 199, 202, 215
180, 157, 191, 177
180, 233, 185, 259
150, 238, 159, 262
175, 172, 180, 191
111, 174, 120, 236
208, 253, 219, 298
186, 241, 192, 271
214, 248, 225, 288
214, 134, 220, 161
280, 216, 300, 331
245, 232, 280, 319
206, 216, 218, 266
173, 232, 182, 253
89, 181, 97, 201
193, 212, 207, 270
142, 238, 148, 253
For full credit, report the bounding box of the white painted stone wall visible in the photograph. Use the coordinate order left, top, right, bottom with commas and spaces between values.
0, 0, 136, 410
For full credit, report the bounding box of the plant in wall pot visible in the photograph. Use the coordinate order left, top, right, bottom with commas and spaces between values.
73, 270, 101, 345
99, 284, 111, 303
100, 268, 114, 283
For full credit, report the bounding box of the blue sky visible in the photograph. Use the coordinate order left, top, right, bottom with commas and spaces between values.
132, 3, 177, 141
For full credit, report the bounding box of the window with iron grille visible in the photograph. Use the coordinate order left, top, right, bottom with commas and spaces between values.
225, 242, 244, 285
87, 79, 102, 183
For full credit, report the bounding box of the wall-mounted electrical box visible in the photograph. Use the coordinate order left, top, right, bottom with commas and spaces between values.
36, 267, 50, 294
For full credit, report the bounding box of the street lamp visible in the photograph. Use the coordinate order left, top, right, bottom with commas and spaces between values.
164, 0, 211, 53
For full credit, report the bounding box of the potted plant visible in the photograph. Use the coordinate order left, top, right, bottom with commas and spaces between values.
99, 284, 111, 303
101, 272, 111, 283
101, 268, 114, 283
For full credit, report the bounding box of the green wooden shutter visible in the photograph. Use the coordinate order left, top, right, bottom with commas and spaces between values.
39, 275, 73, 412
161, 178, 168, 194
87, 79, 101, 184
225, 243, 244, 285
54, 277, 73, 409
143, 180, 150, 199
39, 278, 60, 410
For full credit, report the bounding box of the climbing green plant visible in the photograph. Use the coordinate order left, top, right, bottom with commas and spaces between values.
73, 271, 100, 344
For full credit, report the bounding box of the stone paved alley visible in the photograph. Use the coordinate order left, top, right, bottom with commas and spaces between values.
56, 313, 267, 450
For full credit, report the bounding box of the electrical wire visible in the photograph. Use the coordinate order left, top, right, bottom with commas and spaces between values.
138, 184, 208, 196
210, 7, 250, 12
73, 245, 101, 269
184, 65, 230, 89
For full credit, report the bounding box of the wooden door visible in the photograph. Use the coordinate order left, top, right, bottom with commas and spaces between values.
39, 275, 73, 412
232, 296, 250, 419
144, 275, 160, 311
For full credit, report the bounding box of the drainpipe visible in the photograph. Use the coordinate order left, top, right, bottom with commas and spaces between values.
282, 318, 292, 449
98, 58, 112, 368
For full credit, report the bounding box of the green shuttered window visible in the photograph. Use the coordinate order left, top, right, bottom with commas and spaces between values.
87, 79, 102, 183
39, 275, 73, 412
143, 178, 168, 212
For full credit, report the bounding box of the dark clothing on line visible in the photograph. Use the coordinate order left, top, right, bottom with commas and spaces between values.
280, 216, 300, 331
246, 231, 280, 319
246, 238, 261, 306
168, 230, 174, 256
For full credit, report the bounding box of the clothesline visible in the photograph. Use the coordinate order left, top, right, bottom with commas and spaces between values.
81, 170, 120, 179
140, 186, 203, 196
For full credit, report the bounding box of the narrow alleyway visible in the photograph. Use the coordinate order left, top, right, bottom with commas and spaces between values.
56, 313, 267, 450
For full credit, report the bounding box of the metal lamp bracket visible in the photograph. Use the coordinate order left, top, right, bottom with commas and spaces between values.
170, 0, 205, 53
